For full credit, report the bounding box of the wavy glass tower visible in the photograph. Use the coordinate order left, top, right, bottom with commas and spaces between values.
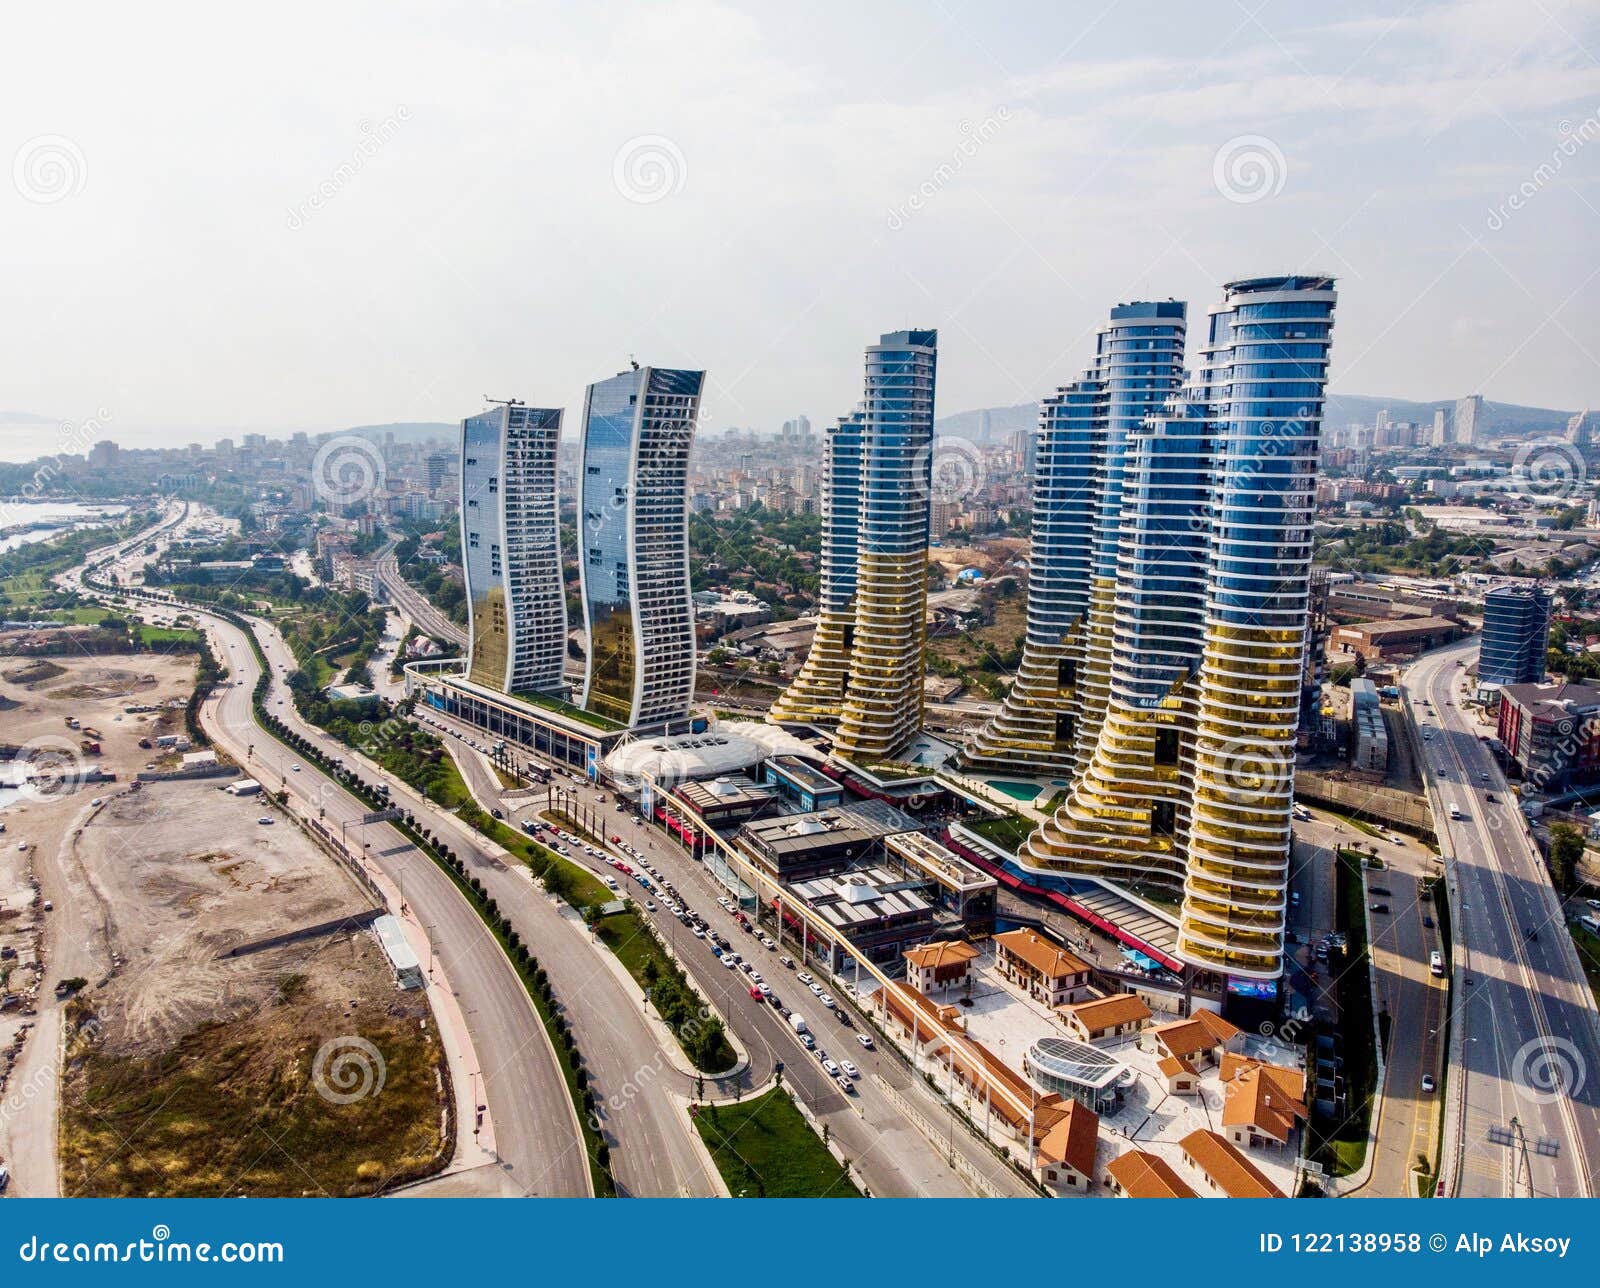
964, 303, 1186, 773
577, 366, 704, 728
1176, 277, 1336, 979
962, 380, 1102, 771
768, 412, 864, 725
831, 329, 940, 761
1024, 404, 1214, 886
460, 403, 567, 697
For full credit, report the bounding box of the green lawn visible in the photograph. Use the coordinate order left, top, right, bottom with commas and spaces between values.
964, 810, 1036, 853
693, 1088, 862, 1197
595, 909, 736, 1072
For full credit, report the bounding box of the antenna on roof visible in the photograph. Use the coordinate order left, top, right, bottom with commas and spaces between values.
629, 355, 641, 371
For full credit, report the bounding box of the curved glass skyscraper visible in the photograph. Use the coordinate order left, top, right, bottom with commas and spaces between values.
833, 329, 939, 761
578, 365, 704, 728
768, 412, 863, 725
990, 277, 1335, 984
964, 302, 1187, 774
460, 403, 567, 698
1179, 276, 1336, 979
774, 330, 938, 762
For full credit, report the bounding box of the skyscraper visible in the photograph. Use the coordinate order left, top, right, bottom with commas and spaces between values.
1455, 393, 1483, 445
964, 302, 1187, 774
1005, 277, 1335, 983
577, 365, 704, 728
768, 412, 864, 726
1480, 583, 1553, 689
773, 330, 937, 760
460, 403, 567, 698
1176, 276, 1335, 980
425, 450, 453, 492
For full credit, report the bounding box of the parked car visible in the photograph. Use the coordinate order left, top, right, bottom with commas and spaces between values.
1421, 1073, 1436, 1093
857, 1034, 875, 1050
1370, 902, 1390, 914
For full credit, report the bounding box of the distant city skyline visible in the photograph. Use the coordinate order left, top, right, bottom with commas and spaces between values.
3, 3, 1597, 447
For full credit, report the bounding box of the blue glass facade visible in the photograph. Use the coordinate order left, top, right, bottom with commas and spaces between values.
1480, 584, 1552, 687
578, 365, 704, 728
460, 403, 566, 698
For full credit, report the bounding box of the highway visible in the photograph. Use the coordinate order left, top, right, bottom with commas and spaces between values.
63, 517, 594, 1197
375, 549, 467, 649
1406, 639, 1600, 1197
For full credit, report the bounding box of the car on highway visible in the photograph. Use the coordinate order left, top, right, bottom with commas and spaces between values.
821, 1058, 841, 1076
808, 981, 823, 995
840, 1059, 859, 1078
779, 954, 795, 968
1370, 885, 1391, 896
1421, 1073, 1436, 1093
857, 1033, 874, 1049
1370, 902, 1390, 913
797, 971, 814, 985
820, 993, 836, 1009
692, 927, 705, 939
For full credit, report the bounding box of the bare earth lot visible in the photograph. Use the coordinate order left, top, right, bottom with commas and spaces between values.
0, 654, 450, 1197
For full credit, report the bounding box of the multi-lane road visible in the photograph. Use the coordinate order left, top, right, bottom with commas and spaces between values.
374, 549, 467, 649
1407, 640, 1600, 1197
64, 516, 594, 1197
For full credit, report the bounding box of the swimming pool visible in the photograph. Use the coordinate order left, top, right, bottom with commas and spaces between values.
987, 780, 1041, 801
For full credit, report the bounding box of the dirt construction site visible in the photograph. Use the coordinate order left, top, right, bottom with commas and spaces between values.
0, 652, 450, 1197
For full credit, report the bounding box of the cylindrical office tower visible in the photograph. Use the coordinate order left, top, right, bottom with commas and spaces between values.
962, 379, 1102, 772
769, 412, 864, 726
1025, 406, 1214, 887
833, 329, 939, 761
1178, 276, 1336, 980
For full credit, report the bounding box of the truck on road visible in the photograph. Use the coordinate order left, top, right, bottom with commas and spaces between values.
788, 1013, 808, 1035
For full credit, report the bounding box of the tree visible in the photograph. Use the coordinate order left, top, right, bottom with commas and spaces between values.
1548, 822, 1585, 893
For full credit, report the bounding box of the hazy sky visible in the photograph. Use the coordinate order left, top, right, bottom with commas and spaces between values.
3, 0, 1598, 450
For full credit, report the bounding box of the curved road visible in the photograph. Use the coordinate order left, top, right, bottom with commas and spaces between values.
66, 525, 592, 1197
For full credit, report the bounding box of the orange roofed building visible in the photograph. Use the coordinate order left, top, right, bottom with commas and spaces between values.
1105, 1150, 1197, 1198
994, 927, 1093, 1006
1219, 1053, 1308, 1149
1179, 1129, 1285, 1198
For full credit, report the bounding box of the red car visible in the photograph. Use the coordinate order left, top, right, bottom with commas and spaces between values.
748, 986, 763, 1001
